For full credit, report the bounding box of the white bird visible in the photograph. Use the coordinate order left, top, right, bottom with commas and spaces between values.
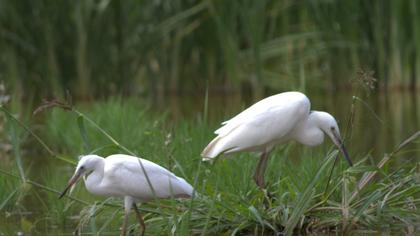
201, 91, 353, 189
59, 154, 194, 236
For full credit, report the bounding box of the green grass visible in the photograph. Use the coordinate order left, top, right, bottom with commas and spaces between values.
0, 0, 419, 100
0, 99, 419, 235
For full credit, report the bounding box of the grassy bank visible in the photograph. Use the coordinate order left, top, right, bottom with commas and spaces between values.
0, 98, 419, 235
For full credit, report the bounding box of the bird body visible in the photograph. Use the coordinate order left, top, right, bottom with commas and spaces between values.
60, 154, 193, 236
82, 154, 193, 201
202, 92, 311, 158
201, 91, 352, 188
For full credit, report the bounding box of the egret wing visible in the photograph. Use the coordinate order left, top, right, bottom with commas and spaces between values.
202, 92, 310, 157
216, 92, 309, 137
103, 154, 193, 201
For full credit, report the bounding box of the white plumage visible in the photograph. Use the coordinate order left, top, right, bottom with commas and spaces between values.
60, 154, 193, 236
203, 92, 310, 157
201, 91, 352, 188
84, 154, 193, 200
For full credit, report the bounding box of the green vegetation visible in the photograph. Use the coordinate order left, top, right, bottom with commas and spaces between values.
0, 99, 419, 235
0, 0, 418, 234
0, 0, 419, 101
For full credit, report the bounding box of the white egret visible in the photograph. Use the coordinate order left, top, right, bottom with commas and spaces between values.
201, 91, 353, 189
59, 154, 194, 236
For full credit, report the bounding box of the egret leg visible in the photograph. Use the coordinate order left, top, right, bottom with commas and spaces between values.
120, 207, 130, 236
120, 197, 134, 236
253, 151, 270, 189
133, 204, 146, 236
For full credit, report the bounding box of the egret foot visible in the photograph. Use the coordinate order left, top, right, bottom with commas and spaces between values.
261, 185, 277, 208
263, 186, 275, 198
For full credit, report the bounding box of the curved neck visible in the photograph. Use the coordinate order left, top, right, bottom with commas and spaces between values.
84, 158, 105, 193
292, 112, 324, 146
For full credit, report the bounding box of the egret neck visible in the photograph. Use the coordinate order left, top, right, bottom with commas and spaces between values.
293, 111, 352, 166
292, 111, 325, 147
83, 156, 106, 195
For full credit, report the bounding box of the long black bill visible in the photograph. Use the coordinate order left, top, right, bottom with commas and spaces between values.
59, 173, 80, 199
331, 129, 353, 167
59, 184, 71, 199
338, 143, 353, 167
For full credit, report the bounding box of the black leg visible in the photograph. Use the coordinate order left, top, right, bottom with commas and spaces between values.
253, 151, 270, 189
133, 204, 146, 236
120, 208, 130, 236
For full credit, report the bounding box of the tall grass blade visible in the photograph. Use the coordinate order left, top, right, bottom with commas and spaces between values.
77, 115, 91, 152
0, 168, 89, 205
393, 130, 420, 154
89, 203, 98, 235
203, 83, 209, 124
1, 106, 55, 157
1, 105, 73, 164
158, 1, 208, 33
350, 130, 420, 201
0, 189, 17, 210
97, 208, 120, 235
284, 150, 337, 236
349, 190, 382, 229
7, 115, 25, 182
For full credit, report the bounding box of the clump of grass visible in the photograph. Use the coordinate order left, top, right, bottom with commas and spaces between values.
39, 97, 168, 159
0, 99, 419, 235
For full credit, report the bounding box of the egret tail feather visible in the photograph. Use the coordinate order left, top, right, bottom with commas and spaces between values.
201, 136, 223, 159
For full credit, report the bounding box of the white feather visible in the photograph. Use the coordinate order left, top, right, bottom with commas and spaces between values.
201, 91, 310, 159
79, 154, 194, 202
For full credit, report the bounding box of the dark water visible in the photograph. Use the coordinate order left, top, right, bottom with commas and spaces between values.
154, 90, 420, 162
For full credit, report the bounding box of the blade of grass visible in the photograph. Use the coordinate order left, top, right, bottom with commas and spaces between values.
284, 150, 337, 236
0, 168, 89, 205
203, 82, 209, 124
89, 203, 98, 235
77, 115, 91, 152
0, 189, 18, 210
350, 131, 420, 202
348, 190, 383, 230
97, 208, 120, 235
7, 113, 25, 182
0, 105, 73, 164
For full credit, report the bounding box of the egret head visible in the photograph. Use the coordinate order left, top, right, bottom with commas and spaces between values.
316, 112, 353, 167
59, 155, 103, 199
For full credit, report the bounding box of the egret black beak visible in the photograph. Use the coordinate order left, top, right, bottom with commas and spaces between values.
337, 142, 353, 167
331, 130, 353, 167
59, 172, 81, 199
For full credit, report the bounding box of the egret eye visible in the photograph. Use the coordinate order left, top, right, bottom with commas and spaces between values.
80, 166, 84, 170
331, 127, 335, 131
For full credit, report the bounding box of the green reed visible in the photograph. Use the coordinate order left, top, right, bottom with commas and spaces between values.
0, 0, 418, 102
